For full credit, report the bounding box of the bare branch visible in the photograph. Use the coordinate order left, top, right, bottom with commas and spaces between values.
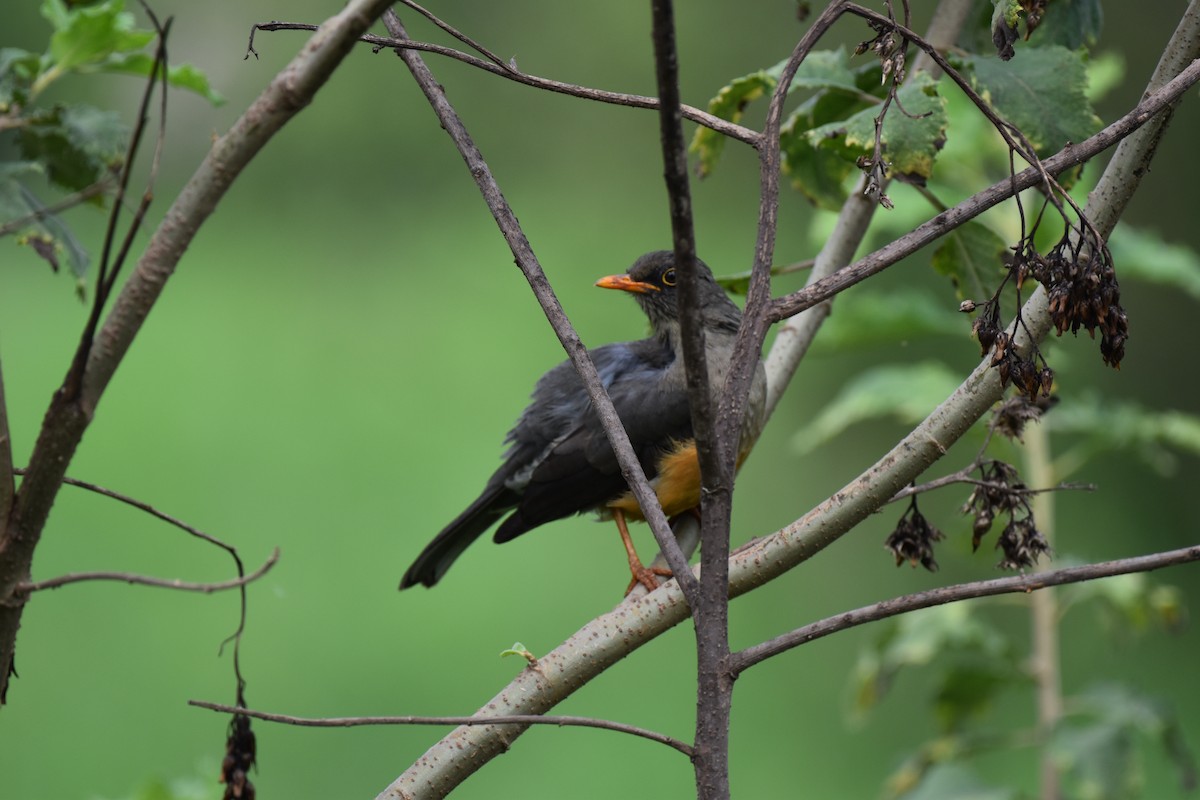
247, 22, 758, 146
14, 548, 279, 596
189, 700, 694, 757
729, 545, 1200, 674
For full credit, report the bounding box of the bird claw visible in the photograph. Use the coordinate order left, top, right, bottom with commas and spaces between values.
625, 565, 673, 596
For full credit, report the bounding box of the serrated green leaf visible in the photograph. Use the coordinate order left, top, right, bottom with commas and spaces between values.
35, 0, 154, 97
17, 104, 127, 191
102, 53, 225, 105
1107, 223, 1200, 301
812, 289, 965, 349
931, 221, 1009, 300
693, 48, 873, 178
772, 47, 862, 95
805, 72, 948, 185
957, 46, 1101, 158
793, 362, 962, 454
781, 86, 874, 208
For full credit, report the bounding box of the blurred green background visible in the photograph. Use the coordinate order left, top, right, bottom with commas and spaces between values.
2, 1, 1199, 798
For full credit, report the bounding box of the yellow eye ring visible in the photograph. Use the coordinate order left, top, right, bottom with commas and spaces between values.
661, 268, 677, 286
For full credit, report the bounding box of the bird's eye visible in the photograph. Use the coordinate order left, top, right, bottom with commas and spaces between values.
661, 268, 677, 286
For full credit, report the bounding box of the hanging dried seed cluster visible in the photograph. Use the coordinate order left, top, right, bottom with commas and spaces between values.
221, 714, 257, 800
961, 461, 1050, 570
886, 496, 945, 571
1030, 235, 1128, 368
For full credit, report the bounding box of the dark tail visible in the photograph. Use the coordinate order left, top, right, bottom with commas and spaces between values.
399, 484, 514, 589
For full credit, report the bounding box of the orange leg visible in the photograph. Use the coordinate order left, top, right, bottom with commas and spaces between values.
613, 509, 673, 595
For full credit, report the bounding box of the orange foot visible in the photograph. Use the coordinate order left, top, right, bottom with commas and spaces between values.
613, 508, 675, 594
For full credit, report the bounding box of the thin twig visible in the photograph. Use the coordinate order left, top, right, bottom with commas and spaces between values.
14, 548, 279, 596
890, 471, 1093, 502
245, 22, 758, 146
398, 0, 513, 72
729, 545, 1200, 675
188, 700, 695, 757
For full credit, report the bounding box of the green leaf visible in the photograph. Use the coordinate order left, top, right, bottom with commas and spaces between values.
691, 69, 775, 177
17, 103, 127, 191
956, 46, 1102, 158
1107, 223, 1200, 302
781, 84, 874, 209
692, 48, 870, 178
12, 183, 91, 279
101, 53, 225, 105
793, 362, 963, 454
805, 71, 948, 186
44, 0, 152, 69
931, 221, 1009, 300
812, 289, 965, 350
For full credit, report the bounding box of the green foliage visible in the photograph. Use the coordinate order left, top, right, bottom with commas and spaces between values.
954, 47, 1102, 158
931, 221, 1009, 300
0, 0, 221, 283
804, 71, 948, 186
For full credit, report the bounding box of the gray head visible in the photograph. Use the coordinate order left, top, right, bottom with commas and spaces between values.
595, 251, 741, 333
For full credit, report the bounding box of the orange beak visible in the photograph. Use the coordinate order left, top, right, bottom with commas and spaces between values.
595, 274, 659, 294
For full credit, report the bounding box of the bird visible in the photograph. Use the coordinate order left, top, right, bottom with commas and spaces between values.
399, 251, 767, 593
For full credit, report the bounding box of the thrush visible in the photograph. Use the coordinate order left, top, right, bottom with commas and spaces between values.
399, 251, 767, 592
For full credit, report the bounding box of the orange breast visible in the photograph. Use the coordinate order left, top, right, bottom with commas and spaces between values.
606, 439, 751, 521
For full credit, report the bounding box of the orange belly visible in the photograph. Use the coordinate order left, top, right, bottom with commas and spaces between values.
606, 439, 750, 521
